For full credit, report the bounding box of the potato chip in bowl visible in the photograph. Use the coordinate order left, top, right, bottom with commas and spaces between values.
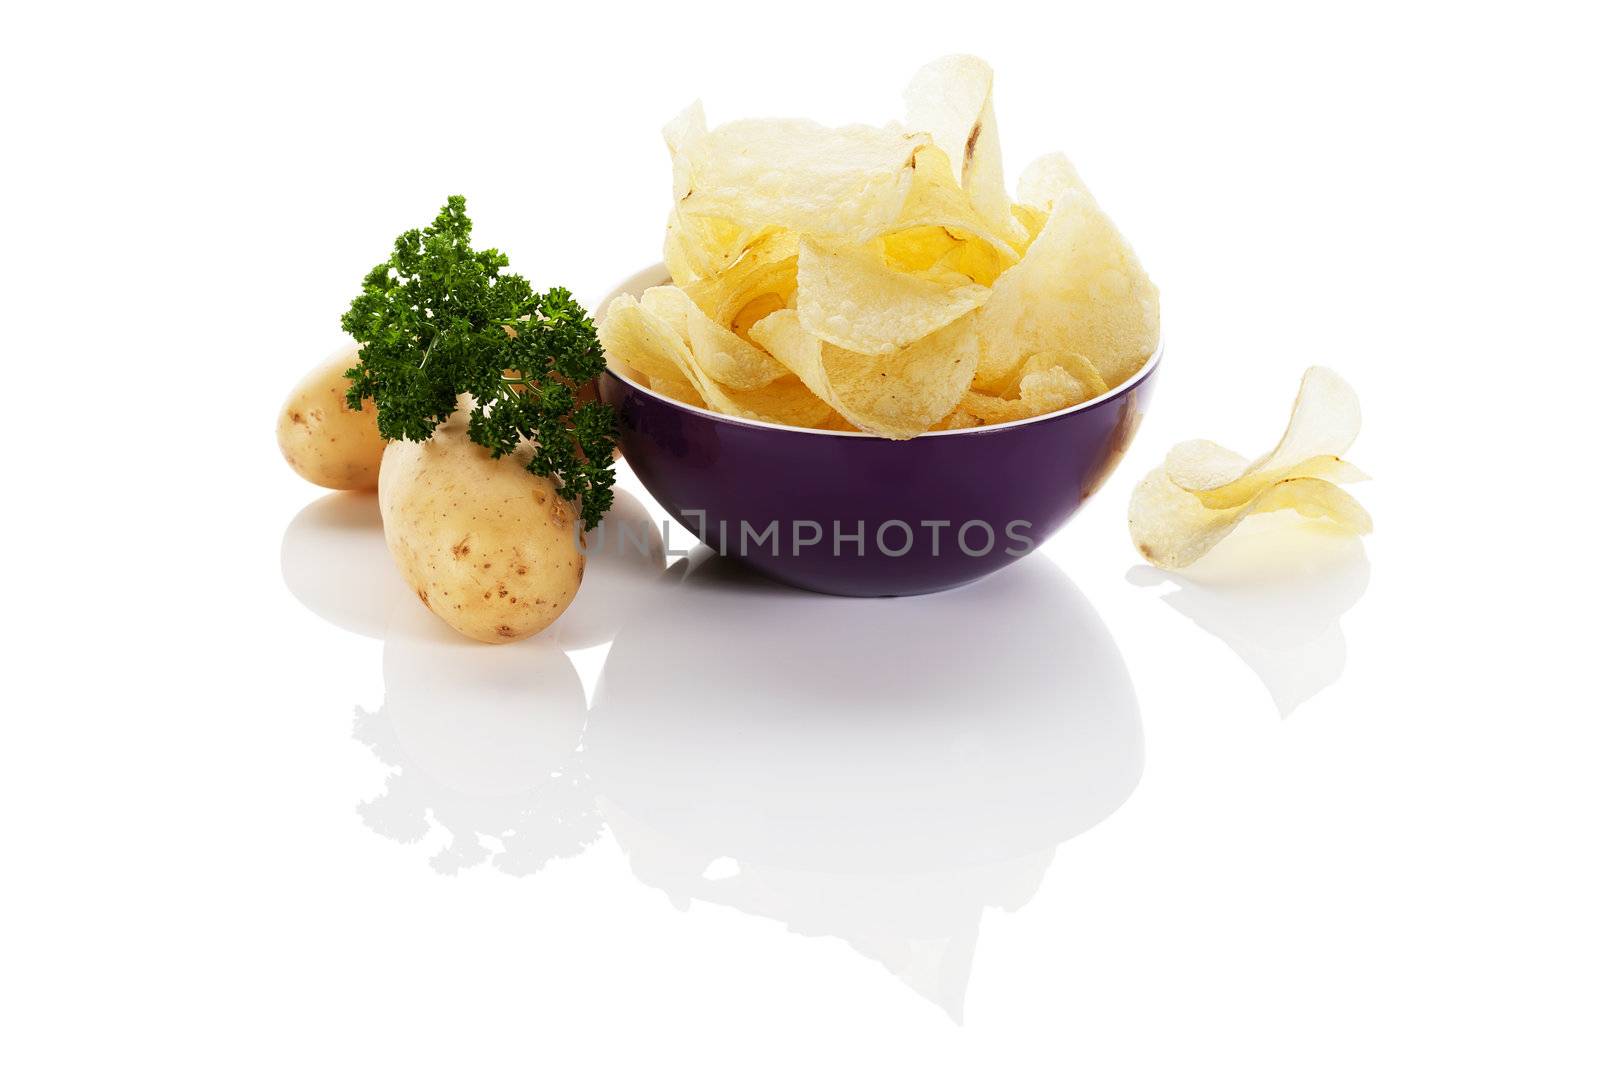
600, 55, 1160, 441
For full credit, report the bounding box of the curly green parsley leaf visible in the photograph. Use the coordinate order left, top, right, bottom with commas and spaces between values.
341, 196, 616, 529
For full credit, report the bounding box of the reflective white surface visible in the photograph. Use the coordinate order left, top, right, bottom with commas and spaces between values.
1128, 514, 1371, 716
7, 5, 1598, 1063
283, 492, 1145, 1020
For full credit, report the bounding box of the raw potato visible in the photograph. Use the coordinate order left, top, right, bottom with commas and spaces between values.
379, 408, 585, 644
277, 344, 387, 490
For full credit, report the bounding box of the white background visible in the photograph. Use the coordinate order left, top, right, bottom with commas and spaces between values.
4, 1, 1597, 1063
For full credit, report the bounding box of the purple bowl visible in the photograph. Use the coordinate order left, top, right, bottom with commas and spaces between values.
597, 266, 1161, 597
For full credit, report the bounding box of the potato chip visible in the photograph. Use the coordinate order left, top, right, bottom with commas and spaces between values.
974, 186, 1160, 393
638, 285, 789, 390
642, 57, 1160, 438
662, 214, 699, 288
683, 229, 799, 335
1128, 368, 1369, 568
644, 372, 705, 407
933, 408, 982, 431
880, 225, 962, 274
902, 55, 1025, 248
1016, 152, 1087, 213
1017, 349, 1108, 395
712, 374, 838, 429
599, 295, 833, 427
883, 145, 1020, 275
1166, 439, 1368, 509
662, 101, 707, 201
932, 235, 1013, 288
1129, 472, 1372, 570
750, 309, 978, 439
957, 364, 1099, 425
1019, 364, 1096, 412
1010, 203, 1048, 246
599, 294, 697, 393
674, 119, 928, 241
880, 225, 1010, 288
1165, 367, 1362, 496
664, 212, 776, 288
796, 237, 989, 356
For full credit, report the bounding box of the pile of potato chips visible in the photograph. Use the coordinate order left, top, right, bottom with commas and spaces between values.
1129, 367, 1372, 569
599, 56, 1161, 439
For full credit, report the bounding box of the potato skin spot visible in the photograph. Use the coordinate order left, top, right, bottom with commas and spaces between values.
379, 410, 583, 644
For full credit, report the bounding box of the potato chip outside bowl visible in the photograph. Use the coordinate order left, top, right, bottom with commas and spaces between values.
597, 265, 1161, 597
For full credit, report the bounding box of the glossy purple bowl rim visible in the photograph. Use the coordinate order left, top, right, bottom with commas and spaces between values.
597, 263, 1164, 439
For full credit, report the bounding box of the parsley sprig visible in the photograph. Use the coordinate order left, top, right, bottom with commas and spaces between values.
341, 196, 615, 529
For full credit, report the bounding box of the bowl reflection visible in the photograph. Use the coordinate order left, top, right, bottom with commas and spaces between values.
591, 549, 1142, 875
586, 548, 1143, 1018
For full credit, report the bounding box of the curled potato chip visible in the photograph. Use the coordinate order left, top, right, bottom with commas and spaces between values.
663, 101, 707, 201
1010, 203, 1048, 246
1168, 439, 1368, 509
599, 294, 697, 393
957, 364, 1099, 425
674, 119, 928, 241
639, 285, 789, 390
1130, 473, 1372, 570
1016, 152, 1087, 213
1016, 349, 1107, 397
662, 107, 760, 286
750, 309, 978, 439
645, 57, 1160, 438
902, 55, 1025, 248
599, 295, 833, 427
664, 212, 776, 288
874, 142, 1021, 285
882, 145, 1020, 277
881, 225, 962, 273
1165, 367, 1362, 494
683, 230, 798, 336
1128, 368, 1369, 568
644, 372, 704, 407
975, 186, 1160, 393
797, 236, 989, 356
933, 408, 983, 431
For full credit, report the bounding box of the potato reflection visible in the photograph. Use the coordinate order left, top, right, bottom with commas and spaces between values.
587, 549, 1143, 1019
354, 606, 596, 876
281, 490, 664, 874
279, 491, 410, 638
